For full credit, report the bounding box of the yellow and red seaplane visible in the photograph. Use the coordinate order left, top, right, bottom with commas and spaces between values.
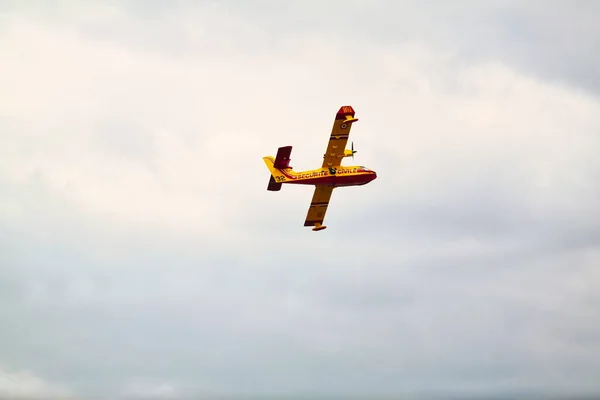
263, 105, 377, 231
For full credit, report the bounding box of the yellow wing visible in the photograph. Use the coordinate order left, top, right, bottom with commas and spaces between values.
322, 105, 359, 168
304, 185, 334, 230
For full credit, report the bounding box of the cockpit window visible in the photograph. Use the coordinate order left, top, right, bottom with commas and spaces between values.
360, 166, 370, 171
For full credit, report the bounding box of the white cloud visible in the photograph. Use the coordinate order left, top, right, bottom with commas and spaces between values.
0, 364, 72, 399
3, 11, 598, 240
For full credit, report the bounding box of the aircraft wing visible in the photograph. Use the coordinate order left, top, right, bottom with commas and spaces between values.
304, 185, 334, 228
322, 106, 359, 168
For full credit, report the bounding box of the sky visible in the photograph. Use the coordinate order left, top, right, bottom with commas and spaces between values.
1, 0, 600, 398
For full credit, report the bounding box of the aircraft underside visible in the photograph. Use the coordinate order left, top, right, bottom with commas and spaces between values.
284, 173, 375, 187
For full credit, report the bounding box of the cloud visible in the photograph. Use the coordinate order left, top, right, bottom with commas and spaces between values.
0, 364, 72, 399
1, 1, 600, 398
120, 379, 179, 399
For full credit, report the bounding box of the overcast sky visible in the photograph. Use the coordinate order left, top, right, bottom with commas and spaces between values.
1, 1, 600, 399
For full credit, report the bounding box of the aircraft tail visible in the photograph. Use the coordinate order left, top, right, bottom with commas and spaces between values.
263, 156, 286, 191
263, 146, 295, 191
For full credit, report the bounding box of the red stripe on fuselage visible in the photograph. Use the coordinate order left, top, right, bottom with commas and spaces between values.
280, 169, 297, 180
285, 173, 376, 187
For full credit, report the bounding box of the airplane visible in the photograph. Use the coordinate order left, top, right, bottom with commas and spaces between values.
263, 105, 377, 231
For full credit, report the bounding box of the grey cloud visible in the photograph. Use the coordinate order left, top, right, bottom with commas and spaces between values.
11, 0, 600, 97
2, 210, 600, 397
93, 0, 600, 95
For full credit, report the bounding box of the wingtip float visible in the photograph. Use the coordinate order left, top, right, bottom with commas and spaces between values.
263, 105, 377, 231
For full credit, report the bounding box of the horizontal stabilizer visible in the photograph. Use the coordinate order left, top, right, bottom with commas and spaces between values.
274, 146, 293, 169
267, 175, 282, 191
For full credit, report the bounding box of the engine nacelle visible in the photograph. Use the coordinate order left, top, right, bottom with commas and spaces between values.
343, 149, 357, 158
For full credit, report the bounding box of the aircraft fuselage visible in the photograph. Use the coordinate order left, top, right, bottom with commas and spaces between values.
275, 165, 377, 187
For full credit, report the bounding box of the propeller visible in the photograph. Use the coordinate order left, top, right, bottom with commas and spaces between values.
351, 141, 357, 161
